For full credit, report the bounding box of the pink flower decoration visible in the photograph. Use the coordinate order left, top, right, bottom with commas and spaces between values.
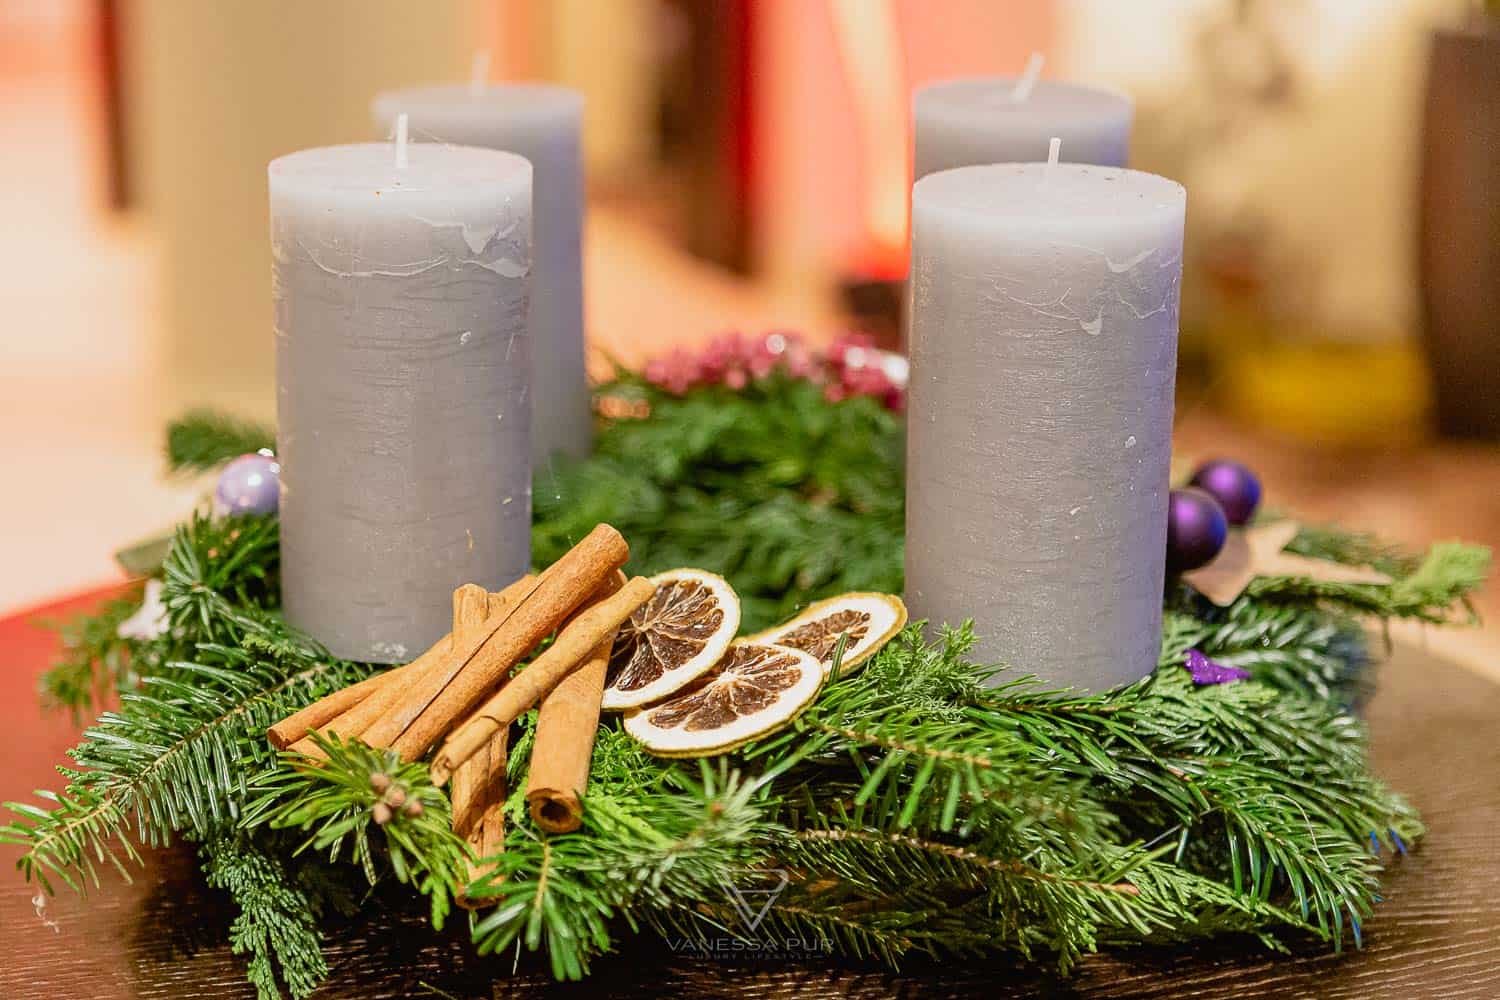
827, 332, 878, 370
644, 346, 701, 394
641, 329, 905, 411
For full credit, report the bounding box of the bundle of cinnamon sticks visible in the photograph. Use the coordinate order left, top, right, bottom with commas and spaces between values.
267, 523, 651, 904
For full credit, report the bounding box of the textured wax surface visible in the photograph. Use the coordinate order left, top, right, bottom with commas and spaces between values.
271, 143, 533, 663
372, 84, 590, 462
913, 78, 1133, 178
906, 163, 1185, 690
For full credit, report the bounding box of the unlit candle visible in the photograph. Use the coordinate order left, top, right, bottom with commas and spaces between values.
372, 83, 589, 462
914, 77, 1133, 178
270, 142, 533, 663
905, 162, 1186, 690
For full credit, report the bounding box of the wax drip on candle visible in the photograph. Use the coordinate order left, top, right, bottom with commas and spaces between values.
1010, 52, 1045, 103
470, 51, 491, 96
1047, 136, 1062, 166
394, 113, 410, 169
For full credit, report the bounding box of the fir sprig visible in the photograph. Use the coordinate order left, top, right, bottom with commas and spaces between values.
244, 735, 470, 931
199, 830, 330, 1000
467, 763, 778, 979
167, 410, 276, 474
535, 376, 904, 629
2, 513, 363, 895
37, 587, 146, 717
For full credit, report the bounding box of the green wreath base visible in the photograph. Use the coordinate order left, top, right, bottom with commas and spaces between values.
2, 377, 1489, 998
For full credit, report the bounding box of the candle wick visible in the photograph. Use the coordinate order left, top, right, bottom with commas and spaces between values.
395, 113, 410, 169
1010, 52, 1045, 103
1047, 136, 1061, 167
470, 50, 491, 96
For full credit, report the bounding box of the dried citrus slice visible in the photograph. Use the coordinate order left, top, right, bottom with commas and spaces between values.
747, 593, 907, 677
602, 569, 740, 710
623, 641, 824, 757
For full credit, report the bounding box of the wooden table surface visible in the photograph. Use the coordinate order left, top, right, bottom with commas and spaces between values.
2, 592, 1498, 999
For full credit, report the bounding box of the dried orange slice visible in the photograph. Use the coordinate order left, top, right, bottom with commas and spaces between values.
747, 593, 907, 677
602, 569, 740, 710
623, 641, 824, 757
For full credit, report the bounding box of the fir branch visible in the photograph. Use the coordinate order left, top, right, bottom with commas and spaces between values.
1179, 602, 1369, 704
37, 588, 147, 718
535, 379, 903, 630
4, 511, 360, 896
1, 642, 362, 894
1248, 539, 1489, 623
244, 735, 470, 931
199, 829, 330, 1000
467, 764, 777, 979
167, 410, 276, 473
1282, 520, 1420, 577
159, 512, 282, 638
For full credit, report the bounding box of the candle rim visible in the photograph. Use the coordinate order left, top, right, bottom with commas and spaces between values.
269, 142, 532, 192
372, 81, 584, 126
913, 162, 1184, 228
916, 75, 1131, 111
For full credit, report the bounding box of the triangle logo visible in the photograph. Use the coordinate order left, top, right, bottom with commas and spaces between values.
721, 869, 790, 932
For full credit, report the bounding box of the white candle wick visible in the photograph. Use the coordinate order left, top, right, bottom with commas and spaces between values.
470, 50, 491, 96
1047, 136, 1062, 166
1010, 52, 1045, 103
394, 113, 410, 169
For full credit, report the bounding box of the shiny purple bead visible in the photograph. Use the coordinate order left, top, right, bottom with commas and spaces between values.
215, 452, 280, 516
1166, 488, 1228, 572
1189, 459, 1262, 526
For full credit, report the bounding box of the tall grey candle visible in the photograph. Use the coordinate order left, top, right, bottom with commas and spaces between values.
270, 142, 533, 664
371, 84, 590, 463
914, 78, 1133, 179
905, 162, 1186, 690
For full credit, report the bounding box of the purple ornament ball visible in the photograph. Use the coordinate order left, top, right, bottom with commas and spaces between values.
1166, 488, 1228, 572
216, 452, 281, 516
1189, 459, 1261, 526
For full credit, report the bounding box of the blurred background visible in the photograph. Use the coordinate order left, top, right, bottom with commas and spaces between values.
1, 0, 1495, 662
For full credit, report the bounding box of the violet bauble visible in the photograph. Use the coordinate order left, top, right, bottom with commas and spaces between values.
1167, 488, 1228, 572
1189, 459, 1262, 526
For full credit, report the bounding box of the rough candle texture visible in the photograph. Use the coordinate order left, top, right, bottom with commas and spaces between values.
905, 163, 1185, 690
372, 84, 590, 462
913, 78, 1133, 178
270, 143, 533, 663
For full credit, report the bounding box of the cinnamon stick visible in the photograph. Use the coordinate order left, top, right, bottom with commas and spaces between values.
457, 778, 507, 910
357, 571, 548, 751
447, 585, 507, 837
288, 572, 540, 758
428, 575, 655, 785
389, 525, 633, 764
267, 667, 402, 750
525, 573, 624, 833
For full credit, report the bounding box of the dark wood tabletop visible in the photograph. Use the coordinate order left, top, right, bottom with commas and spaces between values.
2, 589, 1498, 999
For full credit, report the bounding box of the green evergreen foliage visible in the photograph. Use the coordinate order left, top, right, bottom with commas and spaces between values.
199, 830, 331, 1000
244, 735, 471, 931
166, 410, 277, 474
3, 393, 1490, 997
37, 588, 146, 718
534, 376, 904, 630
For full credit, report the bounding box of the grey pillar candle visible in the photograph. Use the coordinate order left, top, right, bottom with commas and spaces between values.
914, 78, 1133, 179
905, 162, 1186, 690
270, 141, 533, 664
371, 84, 590, 463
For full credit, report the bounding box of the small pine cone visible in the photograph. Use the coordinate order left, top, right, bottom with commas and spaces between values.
369, 772, 392, 794
372, 802, 394, 826
402, 799, 424, 818
385, 786, 407, 809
